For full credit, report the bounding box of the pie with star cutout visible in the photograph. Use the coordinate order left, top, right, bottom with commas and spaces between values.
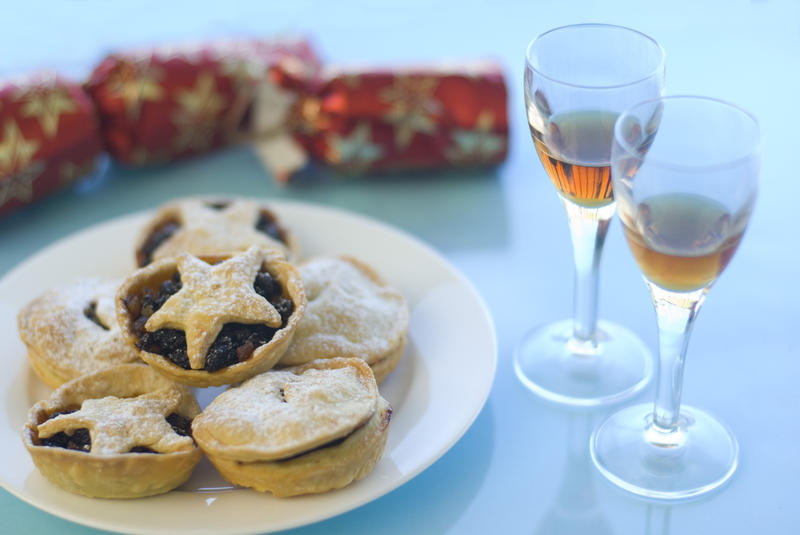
22, 363, 202, 498
116, 246, 307, 387
134, 196, 298, 267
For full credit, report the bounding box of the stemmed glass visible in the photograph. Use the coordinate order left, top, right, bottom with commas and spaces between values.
515, 24, 664, 406
591, 96, 760, 499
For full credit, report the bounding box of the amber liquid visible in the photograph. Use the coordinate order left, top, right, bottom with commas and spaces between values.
530, 110, 618, 207
620, 193, 744, 292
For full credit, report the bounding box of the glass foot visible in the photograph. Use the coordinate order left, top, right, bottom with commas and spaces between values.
590, 403, 738, 500
513, 319, 653, 407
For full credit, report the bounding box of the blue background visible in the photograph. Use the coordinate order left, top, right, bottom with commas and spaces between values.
1, 1, 798, 533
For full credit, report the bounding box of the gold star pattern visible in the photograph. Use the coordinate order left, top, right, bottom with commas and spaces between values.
37, 389, 193, 455
108, 60, 165, 120
379, 75, 441, 150
445, 111, 506, 163
15, 86, 77, 138
146, 247, 282, 370
326, 122, 384, 172
171, 72, 227, 152
0, 161, 44, 205
59, 158, 97, 185
0, 120, 40, 173
0, 120, 42, 206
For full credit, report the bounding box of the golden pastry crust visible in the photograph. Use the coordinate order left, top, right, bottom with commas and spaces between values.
116, 247, 307, 387
134, 196, 298, 266
193, 358, 378, 462
367, 342, 407, 384
208, 397, 391, 497
193, 358, 391, 497
17, 278, 141, 389
22, 364, 202, 499
278, 256, 408, 383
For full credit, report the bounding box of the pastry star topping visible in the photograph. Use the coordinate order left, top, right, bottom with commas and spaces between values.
37, 389, 193, 455
161, 198, 288, 259
146, 247, 282, 369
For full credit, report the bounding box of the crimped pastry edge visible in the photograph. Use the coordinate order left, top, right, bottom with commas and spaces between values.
134, 196, 300, 267
278, 256, 409, 380
17, 279, 141, 389
206, 396, 391, 497
22, 363, 203, 499
192, 357, 379, 461
115, 249, 307, 387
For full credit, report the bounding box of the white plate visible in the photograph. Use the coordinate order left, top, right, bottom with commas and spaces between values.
0, 200, 497, 535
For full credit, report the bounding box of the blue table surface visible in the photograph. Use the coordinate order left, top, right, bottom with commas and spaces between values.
2, 1, 799, 533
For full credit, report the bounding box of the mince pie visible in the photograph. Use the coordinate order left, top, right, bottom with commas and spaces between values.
278, 257, 408, 383
18, 278, 141, 388
192, 358, 391, 497
135, 196, 297, 267
116, 246, 306, 387
22, 363, 202, 498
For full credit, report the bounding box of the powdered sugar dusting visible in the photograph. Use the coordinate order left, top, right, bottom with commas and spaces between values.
37, 382, 195, 455
144, 248, 283, 369
279, 257, 409, 366
193, 358, 378, 461
17, 278, 140, 382
145, 198, 291, 261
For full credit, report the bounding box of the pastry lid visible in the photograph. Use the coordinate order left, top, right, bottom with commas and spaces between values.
192, 358, 379, 462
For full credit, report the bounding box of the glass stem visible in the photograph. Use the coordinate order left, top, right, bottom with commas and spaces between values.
562, 200, 615, 343
648, 284, 707, 433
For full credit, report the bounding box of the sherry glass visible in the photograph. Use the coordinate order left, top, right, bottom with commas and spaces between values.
591, 96, 760, 499
515, 24, 664, 406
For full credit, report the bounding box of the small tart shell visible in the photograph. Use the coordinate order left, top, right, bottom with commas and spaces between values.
22, 364, 202, 499
18, 278, 141, 389
278, 256, 408, 383
116, 250, 307, 387
135, 196, 299, 266
193, 358, 391, 497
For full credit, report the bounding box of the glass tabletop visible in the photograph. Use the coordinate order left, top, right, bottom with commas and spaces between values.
1, 1, 798, 533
